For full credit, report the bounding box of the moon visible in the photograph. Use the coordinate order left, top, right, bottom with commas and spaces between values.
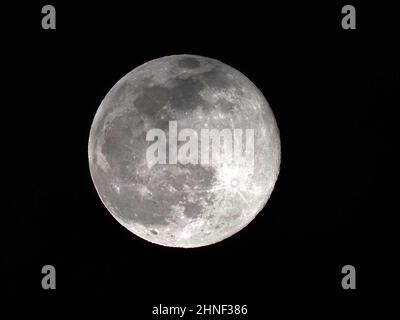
88, 55, 280, 248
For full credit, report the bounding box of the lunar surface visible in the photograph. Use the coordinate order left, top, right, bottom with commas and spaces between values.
88, 55, 280, 248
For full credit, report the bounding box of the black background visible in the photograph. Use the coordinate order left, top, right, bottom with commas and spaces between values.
3, 1, 398, 315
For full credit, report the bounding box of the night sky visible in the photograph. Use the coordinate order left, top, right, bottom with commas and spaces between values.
3, 1, 397, 315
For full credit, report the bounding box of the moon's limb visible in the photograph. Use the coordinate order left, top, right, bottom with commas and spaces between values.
88, 55, 281, 248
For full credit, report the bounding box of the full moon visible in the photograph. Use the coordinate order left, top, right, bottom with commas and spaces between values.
88, 55, 280, 248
